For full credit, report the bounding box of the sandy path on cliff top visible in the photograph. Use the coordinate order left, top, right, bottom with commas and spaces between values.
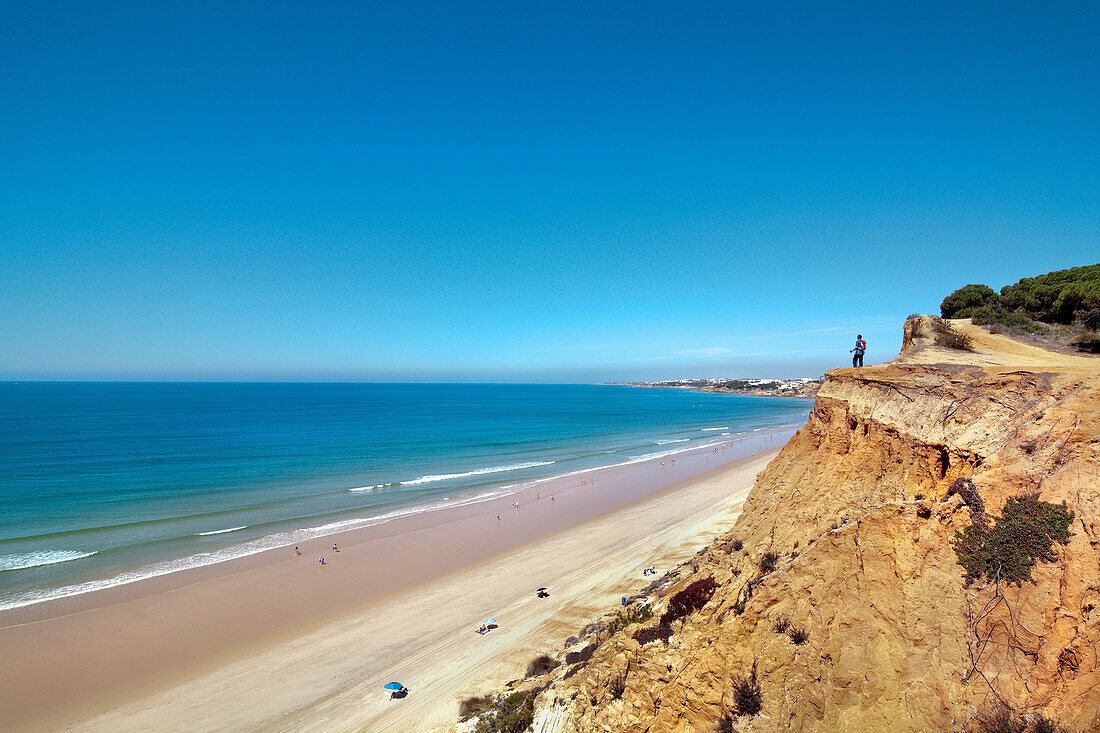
893, 318, 1098, 370
61, 451, 775, 733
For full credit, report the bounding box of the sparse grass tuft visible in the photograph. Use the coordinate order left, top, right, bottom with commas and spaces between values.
609, 673, 626, 699
525, 654, 560, 678
974, 703, 1027, 733
772, 615, 790, 634
732, 662, 762, 717
787, 626, 809, 645
459, 695, 497, 721
937, 328, 974, 350
730, 538, 744, 552
715, 713, 739, 733
758, 551, 780, 574
953, 493, 1074, 586
1033, 712, 1070, 733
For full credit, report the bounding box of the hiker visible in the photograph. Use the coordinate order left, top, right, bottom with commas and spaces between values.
850, 334, 867, 367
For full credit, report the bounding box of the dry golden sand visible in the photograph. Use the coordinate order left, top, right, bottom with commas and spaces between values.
1, 446, 778, 732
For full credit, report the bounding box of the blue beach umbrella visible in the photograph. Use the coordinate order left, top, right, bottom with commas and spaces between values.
384, 682, 404, 691
484, 618, 496, 625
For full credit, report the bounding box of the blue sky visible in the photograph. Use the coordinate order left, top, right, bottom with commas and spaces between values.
2, 2, 1097, 381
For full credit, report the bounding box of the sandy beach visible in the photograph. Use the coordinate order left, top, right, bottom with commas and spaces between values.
1, 436, 786, 733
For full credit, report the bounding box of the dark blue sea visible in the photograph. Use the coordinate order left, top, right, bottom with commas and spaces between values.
0, 382, 809, 611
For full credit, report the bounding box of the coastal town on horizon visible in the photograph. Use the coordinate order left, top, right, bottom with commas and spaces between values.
612, 376, 824, 398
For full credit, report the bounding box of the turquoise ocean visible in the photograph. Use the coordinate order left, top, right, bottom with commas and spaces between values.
0, 383, 809, 611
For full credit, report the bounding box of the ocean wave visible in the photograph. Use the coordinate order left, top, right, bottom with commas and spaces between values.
701, 427, 729, 431
196, 526, 247, 536
400, 461, 555, 486
0, 550, 97, 572
349, 484, 388, 493
654, 439, 690, 445
0, 428, 805, 612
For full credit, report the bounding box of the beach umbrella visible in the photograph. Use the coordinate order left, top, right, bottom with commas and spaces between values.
536, 587, 547, 592
384, 682, 404, 691
484, 618, 496, 625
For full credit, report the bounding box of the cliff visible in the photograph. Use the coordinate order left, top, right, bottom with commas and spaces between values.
513, 317, 1100, 732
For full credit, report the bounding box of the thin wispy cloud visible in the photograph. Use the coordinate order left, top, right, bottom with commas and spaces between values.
674, 347, 734, 356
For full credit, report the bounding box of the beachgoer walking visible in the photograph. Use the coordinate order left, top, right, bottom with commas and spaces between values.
333, 543, 339, 552
318, 556, 325, 565
850, 334, 866, 367
295, 546, 301, 556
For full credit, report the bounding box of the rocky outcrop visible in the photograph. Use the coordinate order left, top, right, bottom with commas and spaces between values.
521, 318, 1100, 732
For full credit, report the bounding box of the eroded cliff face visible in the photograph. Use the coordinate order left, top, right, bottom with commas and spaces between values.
528, 318, 1100, 732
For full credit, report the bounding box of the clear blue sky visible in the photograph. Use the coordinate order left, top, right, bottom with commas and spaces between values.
2, 2, 1097, 381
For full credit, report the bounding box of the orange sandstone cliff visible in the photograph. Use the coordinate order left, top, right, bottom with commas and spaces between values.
526, 318, 1100, 732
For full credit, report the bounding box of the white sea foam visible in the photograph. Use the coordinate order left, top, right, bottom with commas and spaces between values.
721, 432, 731, 436
654, 438, 690, 445
196, 526, 247, 536
0, 428, 806, 613
349, 484, 387, 493
701, 427, 729, 431
401, 461, 555, 486
0, 550, 97, 572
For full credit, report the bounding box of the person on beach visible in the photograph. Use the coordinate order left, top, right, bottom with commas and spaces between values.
333, 543, 339, 553
850, 334, 867, 367
318, 556, 325, 565
294, 546, 301, 556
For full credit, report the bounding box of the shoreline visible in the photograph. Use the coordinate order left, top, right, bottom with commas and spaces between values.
1, 427, 794, 732
0, 423, 801, 619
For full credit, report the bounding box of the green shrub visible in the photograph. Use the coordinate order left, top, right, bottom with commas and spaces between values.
969, 305, 1048, 333
941, 284, 999, 318
953, 494, 1074, 586
998, 264, 1100, 324
607, 604, 653, 635
1073, 335, 1100, 353
472, 690, 537, 733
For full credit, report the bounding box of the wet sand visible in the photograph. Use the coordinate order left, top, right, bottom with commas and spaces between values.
0, 430, 791, 732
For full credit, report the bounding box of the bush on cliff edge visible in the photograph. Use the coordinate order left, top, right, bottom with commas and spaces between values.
953, 493, 1074, 586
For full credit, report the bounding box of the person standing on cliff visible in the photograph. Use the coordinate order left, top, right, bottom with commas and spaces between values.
850, 334, 866, 367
